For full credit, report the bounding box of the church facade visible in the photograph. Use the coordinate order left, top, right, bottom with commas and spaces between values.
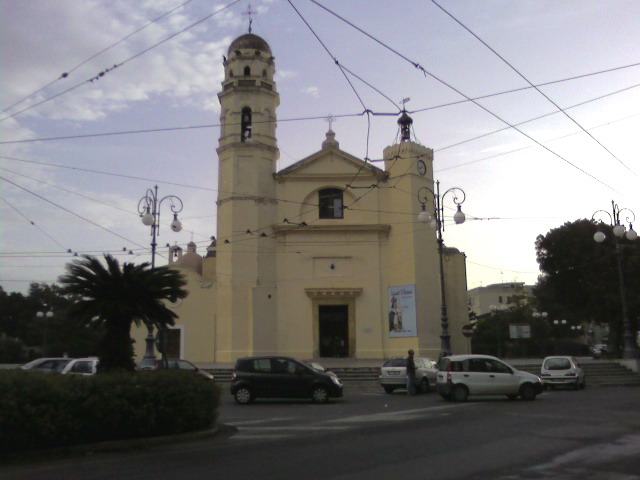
132, 33, 470, 363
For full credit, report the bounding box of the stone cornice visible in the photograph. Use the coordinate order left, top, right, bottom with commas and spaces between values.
305, 287, 363, 298
217, 141, 278, 154
216, 195, 278, 206
273, 224, 391, 234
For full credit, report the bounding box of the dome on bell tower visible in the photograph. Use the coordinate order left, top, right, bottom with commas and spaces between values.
228, 33, 272, 55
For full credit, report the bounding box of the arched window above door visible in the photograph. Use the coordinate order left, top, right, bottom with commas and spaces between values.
318, 188, 343, 219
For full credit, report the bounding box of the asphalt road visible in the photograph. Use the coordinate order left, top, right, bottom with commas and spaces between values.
3, 386, 640, 480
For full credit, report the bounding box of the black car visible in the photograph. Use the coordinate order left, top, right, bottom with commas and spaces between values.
137, 358, 215, 382
230, 356, 343, 404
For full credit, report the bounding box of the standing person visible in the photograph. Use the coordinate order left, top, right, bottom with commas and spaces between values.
406, 349, 417, 395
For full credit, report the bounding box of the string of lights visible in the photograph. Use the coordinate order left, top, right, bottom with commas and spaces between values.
0, 0, 198, 116
0, 0, 242, 124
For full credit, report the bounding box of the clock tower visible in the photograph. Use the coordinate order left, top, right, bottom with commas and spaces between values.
215, 33, 280, 360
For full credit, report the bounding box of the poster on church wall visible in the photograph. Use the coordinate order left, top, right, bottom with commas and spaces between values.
388, 284, 417, 337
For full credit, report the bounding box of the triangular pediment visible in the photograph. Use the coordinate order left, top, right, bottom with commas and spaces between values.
276, 146, 385, 182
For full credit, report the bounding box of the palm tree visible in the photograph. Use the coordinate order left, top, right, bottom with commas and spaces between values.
60, 254, 187, 373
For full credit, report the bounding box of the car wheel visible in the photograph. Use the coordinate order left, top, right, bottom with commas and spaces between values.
383, 386, 395, 394
311, 386, 329, 404
421, 378, 430, 394
234, 386, 253, 405
519, 383, 537, 401
451, 385, 469, 402
574, 379, 580, 390
440, 393, 452, 401
580, 378, 586, 389
507, 394, 518, 401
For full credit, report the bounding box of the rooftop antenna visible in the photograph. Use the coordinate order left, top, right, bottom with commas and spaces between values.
243, 3, 255, 33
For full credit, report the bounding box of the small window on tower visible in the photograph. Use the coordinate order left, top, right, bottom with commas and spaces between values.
318, 188, 344, 219
244, 66, 251, 76
262, 69, 267, 77
229, 70, 234, 77
241, 107, 252, 142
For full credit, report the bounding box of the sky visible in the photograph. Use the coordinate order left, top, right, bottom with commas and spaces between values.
1, 0, 639, 295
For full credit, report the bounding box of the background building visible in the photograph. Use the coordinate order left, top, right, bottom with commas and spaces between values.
467, 282, 534, 317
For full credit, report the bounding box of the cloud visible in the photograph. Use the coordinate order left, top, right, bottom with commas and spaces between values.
303, 86, 320, 98
1, 1, 231, 125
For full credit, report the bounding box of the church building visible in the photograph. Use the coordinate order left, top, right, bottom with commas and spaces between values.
132, 33, 469, 363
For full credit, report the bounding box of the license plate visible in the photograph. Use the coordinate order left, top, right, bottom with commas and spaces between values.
388, 371, 401, 376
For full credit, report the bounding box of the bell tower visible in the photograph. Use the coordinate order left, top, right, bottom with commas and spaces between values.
215, 33, 280, 360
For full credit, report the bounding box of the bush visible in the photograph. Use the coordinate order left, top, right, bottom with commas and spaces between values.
0, 370, 220, 453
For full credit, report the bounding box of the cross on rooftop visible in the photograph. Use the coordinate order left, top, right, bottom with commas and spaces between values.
243, 3, 256, 33
324, 114, 336, 131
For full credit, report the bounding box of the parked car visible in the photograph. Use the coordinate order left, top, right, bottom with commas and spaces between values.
378, 357, 437, 394
230, 356, 343, 404
436, 354, 543, 402
590, 344, 609, 357
61, 357, 99, 375
21, 357, 74, 374
138, 358, 215, 381
540, 356, 585, 390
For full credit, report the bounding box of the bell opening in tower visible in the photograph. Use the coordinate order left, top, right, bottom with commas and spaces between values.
241, 107, 252, 142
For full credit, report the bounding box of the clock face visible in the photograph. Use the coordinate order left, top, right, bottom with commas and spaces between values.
417, 160, 426, 175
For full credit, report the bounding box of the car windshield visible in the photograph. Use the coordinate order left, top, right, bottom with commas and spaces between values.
383, 358, 406, 368
304, 361, 326, 372
544, 358, 572, 370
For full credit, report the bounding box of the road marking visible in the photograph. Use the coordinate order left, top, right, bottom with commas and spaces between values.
231, 434, 291, 440
326, 403, 472, 424
237, 426, 351, 431
232, 417, 297, 426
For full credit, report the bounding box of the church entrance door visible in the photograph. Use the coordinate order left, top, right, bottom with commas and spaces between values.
319, 305, 349, 358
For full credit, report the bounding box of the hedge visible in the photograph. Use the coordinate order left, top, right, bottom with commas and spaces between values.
0, 369, 220, 453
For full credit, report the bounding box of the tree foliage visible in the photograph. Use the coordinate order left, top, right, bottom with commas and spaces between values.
0, 283, 103, 362
59, 255, 188, 373
534, 219, 640, 354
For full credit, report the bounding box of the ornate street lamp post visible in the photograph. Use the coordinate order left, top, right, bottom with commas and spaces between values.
417, 181, 467, 358
137, 185, 183, 365
592, 200, 639, 359
37, 309, 53, 354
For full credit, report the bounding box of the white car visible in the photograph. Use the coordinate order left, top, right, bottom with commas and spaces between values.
21, 357, 74, 374
540, 356, 585, 390
379, 357, 438, 394
436, 354, 543, 401
61, 357, 99, 375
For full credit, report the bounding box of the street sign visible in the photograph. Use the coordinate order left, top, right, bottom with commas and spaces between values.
462, 324, 474, 338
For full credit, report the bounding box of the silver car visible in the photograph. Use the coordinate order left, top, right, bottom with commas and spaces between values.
540, 356, 585, 390
379, 357, 438, 394
21, 357, 74, 374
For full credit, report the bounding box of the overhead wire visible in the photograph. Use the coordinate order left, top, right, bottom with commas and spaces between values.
306, 0, 623, 195
0, 165, 212, 240
0, 175, 154, 255
408, 61, 640, 115
0, 195, 68, 250
435, 112, 640, 173
0, 0, 242, 124
1, 0, 198, 116
430, 0, 637, 177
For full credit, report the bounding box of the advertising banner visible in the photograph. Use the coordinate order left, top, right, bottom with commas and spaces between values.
388, 284, 417, 337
